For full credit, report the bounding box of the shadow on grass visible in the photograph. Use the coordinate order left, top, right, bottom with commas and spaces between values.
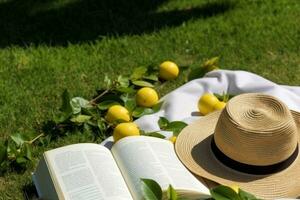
23, 182, 39, 200
0, 0, 236, 47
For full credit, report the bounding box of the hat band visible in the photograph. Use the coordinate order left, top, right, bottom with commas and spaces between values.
211, 137, 298, 175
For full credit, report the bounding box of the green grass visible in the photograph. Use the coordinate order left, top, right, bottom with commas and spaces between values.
0, 0, 300, 198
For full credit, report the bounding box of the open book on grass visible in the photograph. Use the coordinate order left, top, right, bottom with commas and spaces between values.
33, 136, 210, 200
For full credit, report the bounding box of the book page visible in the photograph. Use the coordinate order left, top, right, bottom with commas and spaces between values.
45, 143, 133, 200
111, 136, 210, 200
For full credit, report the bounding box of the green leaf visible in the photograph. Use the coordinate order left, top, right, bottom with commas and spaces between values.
116, 86, 136, 94
97, 120, 106, 131
24, 144, 32, 160
214, 93, 223, 101
0, 141, 7, 164
140, 179, 163, 200
81, 107, 98, 117
132, 107, 153, 118
143, 74, 159, 81
97, 100, 120, 110
132, 102, 162, 118
7, 141, 16, 158
16, 156, 27, 164
214, 93, 234, 103
70, 97, 92, 114
131, 66, 148, 80
147, 64, 159, 73
239, 189, 258, 200
187, 67, 207, 81
163, 121, 188, 136
53, 113, 71, 124
83, 123, 93, 135
210, 186, 241, 200
70, 115, 92, 123
152, 101, 163, 113
158, 117, 169, 129
203, 57, 219, 67
132, 80, 154, 88
167, 185, 178, 200
58, 90, 73, 122
117, 75, 130, 87
132, 107, 145, 117
104, 75, 112, 88
124, 99, 136, 112
120, 93, 131, 103
96, 119, 107, 139
144, 132, 166, 139
86, 119, 97, 127
10, 133, 26, 147
60, 90, 72, 114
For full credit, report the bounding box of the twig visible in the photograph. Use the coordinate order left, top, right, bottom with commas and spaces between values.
90, 88, 110, 104
26, 133, 45, 145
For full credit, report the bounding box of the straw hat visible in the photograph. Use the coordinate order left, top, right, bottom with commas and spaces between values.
175, 93, 300, 199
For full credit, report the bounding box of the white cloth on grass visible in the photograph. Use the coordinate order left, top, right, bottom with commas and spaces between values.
102, 69, 300, 147
134, 69, 300, 133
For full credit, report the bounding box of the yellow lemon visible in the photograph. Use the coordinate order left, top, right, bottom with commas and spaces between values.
198, 93, 219, 115
105, 105, 131, 123
229, 185, 239, 193
159, 61, 179, 80
169, 136, 177, 144
214, 101, 226, 111
113, 122, 140, 143
136, 87, 159, 107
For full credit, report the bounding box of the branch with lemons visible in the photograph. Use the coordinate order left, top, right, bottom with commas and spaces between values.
0, 58, 222, 172
42, 60, 184, 146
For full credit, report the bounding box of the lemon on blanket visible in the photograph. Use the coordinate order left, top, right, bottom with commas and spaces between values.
105, 105, 131, 123
213, 101, 226, 111
169, 136, 177, 144
198, 93, 219, 115
136, 87, 159, 108
113, 122, 140, 143
159, 61, 179, 80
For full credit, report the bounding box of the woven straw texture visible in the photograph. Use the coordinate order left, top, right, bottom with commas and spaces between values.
175, 93, 300, 199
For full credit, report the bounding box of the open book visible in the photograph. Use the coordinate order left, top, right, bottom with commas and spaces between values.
33, 136, 210, 200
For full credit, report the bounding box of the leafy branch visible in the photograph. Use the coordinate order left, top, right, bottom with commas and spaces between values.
141, 179, 259, 200
0, 57, 221, 173
0, 64, 173, 172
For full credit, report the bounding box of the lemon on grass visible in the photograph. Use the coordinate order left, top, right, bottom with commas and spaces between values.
159, 61, 179, 80
136, 87, 159, 108
113, 122, 140, 143
198, 93, 219, 115
105, 105, 131, 123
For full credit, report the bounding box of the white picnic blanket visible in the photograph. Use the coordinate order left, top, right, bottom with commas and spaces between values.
102, 69, 300, 145
134, 69, 300, 133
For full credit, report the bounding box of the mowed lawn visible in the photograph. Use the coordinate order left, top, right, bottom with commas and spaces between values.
0, 0, 300, 199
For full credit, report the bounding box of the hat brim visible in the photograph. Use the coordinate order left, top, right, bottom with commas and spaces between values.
175, 110, 300, 199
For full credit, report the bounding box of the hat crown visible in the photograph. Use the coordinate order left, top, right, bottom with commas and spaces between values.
214, 93, 298, 166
